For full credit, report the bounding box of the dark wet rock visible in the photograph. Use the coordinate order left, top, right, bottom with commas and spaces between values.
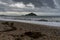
37, 19, 48, 21
0, 22, 17, 32
15, 38, 21, 40
20, 35, 24, 37
2, 22, 9, 25
24, 32, 46, 39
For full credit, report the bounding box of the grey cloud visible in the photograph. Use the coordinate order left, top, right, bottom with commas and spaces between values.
0, 0, 60, 12
0, 0, 13, 4
13, 0, 56, 8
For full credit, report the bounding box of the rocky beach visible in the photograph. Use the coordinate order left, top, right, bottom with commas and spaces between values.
0, 21, 60, 40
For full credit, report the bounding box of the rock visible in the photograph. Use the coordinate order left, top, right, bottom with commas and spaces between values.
25, 13, 37, 16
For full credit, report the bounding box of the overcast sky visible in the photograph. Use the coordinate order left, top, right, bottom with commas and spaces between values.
0, 0, 60, 16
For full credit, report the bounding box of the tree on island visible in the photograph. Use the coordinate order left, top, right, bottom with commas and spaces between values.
25, 12, 37, 16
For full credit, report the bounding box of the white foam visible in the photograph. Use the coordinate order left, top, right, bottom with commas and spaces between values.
0, 18, 60, 27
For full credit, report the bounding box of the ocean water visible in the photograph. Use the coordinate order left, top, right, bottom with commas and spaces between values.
0, 16, 60, 22
0, 15, 60, 27
0, 17, 60, 27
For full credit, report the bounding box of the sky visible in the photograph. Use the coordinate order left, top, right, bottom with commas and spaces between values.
0, 0, 60, 16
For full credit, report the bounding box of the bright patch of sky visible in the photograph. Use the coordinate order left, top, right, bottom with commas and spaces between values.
9, 2, 35, 8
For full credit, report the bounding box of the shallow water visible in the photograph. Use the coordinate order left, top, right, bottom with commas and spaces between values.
0, 18, 60, 27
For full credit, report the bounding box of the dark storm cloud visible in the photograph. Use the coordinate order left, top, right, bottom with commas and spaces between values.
0, 0, 59, 12
13, 0, 56, 8
0, 0, 13, 4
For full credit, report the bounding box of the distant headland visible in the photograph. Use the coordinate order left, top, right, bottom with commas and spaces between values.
25, 12, 37, 16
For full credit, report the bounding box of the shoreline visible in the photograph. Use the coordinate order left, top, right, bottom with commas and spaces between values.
0, 18, 60, 27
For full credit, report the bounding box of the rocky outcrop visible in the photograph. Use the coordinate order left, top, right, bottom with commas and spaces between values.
25, 13, 37, 16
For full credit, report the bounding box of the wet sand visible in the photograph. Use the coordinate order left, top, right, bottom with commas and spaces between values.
0, 21, 60, 40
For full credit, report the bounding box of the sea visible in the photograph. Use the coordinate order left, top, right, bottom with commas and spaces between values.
0, 15, 60, 27
0, 15, 60, 22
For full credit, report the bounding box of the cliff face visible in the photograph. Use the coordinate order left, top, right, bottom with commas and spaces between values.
25, 13, 37, 16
